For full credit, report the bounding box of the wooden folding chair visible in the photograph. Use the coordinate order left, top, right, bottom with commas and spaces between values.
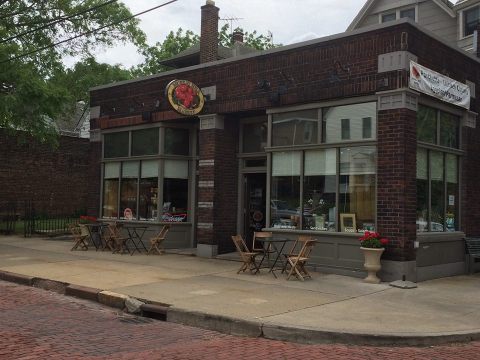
232, 235, 261, 274
286, 239, 316, 281
69, 223, 88, 251
148, 225, 170, 255
107, 223, 130, 254
102, 223, 119, 251
282, 235, 313, 273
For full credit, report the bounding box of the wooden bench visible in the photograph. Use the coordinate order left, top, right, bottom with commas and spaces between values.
465, 238, 480, 274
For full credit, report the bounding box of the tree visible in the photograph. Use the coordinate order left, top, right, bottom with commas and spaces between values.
0, 0, 146, 142
218, 24, 279, 50
135, 28, 199, 76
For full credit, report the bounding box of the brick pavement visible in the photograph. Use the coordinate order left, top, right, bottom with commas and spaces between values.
1, 280, 480, 360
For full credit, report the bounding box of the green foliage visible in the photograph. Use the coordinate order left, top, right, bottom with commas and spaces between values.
218, 24, 280, 50
134, 28, 199, 76
0, 0, 145, 143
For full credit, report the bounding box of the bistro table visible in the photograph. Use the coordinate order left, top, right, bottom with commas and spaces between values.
122, 225, 148, 255
84, 223, 109, 251
255, 237, 291, 278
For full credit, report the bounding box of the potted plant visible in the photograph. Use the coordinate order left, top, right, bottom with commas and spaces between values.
359, 231, 388, 284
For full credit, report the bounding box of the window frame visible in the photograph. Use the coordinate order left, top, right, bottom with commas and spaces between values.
379, 6, 418, 24
461, 5, 480, 38
266, 100, 378, 233
100, 124, 195, 223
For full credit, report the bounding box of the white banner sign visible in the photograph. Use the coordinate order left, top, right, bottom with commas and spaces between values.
409, 61, 470, 109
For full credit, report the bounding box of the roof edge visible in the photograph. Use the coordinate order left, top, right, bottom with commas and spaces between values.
90, 18, 480, 93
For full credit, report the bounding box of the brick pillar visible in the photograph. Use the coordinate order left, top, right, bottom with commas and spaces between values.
200, 0, 219, 64
376, 89, 418, 281
196, 114, 238, 257
88, 126, 102, 217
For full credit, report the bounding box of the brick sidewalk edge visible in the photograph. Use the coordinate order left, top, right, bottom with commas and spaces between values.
1, 269, 480, 346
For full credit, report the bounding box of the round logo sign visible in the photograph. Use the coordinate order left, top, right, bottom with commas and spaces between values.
166, 79, 205, 116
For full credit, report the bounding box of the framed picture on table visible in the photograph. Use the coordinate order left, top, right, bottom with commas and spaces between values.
340, 213, 356, 233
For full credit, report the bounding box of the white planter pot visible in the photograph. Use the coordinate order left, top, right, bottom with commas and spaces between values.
360, 247, 384, 284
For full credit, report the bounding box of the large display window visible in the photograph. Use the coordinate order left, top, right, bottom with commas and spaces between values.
101, 127, 192, 222
268, 102, 377, 233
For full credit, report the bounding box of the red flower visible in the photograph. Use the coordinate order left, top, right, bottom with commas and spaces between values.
358, 231, 388, 249
175, 84, 196, 109
380, 238, 388, 246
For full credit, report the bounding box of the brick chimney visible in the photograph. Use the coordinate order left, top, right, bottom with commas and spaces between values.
232, 31, 244, 44
200, 0, 219, 64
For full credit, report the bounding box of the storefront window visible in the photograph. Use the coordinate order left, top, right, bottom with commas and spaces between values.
138, 160, 158, 221
339, 147, 376, 233
162, 160, 189, 222
440, 112, 459, 148
272, 110, 318, 146
165, 128, 190, 155
102, 163, 120, 218
416, 148, 429, 232
104, 132, 129, 158
323, 103, 376, 143
416, 147, 459, 232
303, 149, 336, 231
120, 162, 139, 220
243, 121, 267, 152
446, 154, 458, 231
430, 152, 445, 232
132, 128, 159, 156
417, 105, 437, 144
271, 152, 301, 229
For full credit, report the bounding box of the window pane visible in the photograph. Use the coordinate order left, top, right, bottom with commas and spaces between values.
162, 160, 189, 222
382, 13, 396, 22
104, 132, 129, 158
271, 176, 301, 229
446, 154, 458, 231
139, 160, 158, 221
417, 105, 437, 144
164, 160, 189, 179
303, 149, 337, 231
103, 179, 119, 219
440, 112, 458, 148
103, 163, 120, 218
272, 109, 318, 146
165, 128, 190, 155
416, 149, 428, 232
400, 8, 415, 20
243, 121, 267, 152
120, 162, 139, 220
132, 128, 159, 156
464, 6, 480, 37
430, 152, 444, 232
162, 179, 188, 222
339, 147, 376, 233
323, 103, 376, 143
272, 152, 301, 176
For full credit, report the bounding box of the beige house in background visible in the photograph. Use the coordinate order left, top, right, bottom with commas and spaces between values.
348, 0, 480, 53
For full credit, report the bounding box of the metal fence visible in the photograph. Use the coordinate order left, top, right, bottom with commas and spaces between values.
0, 200, 82, 237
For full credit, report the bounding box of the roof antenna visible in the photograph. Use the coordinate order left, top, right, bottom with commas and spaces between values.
220, 16, 244, 34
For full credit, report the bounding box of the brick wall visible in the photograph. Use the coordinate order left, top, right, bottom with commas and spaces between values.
0, 130, 96, 216
377, 108, 417, 261
197, 119, 238, 253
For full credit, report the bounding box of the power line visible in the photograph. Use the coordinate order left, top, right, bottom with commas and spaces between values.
0, 0, 178, 65
0, 0, 118, 45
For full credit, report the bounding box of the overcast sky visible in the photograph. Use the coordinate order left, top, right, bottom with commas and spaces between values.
88, 0, 367, 68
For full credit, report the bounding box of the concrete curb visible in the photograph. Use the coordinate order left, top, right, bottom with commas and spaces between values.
167, 307, 262, 338
65, 284, 101, 302
261, 323, 480, 346
1, 269, 480, 346
0, 270, 35, 286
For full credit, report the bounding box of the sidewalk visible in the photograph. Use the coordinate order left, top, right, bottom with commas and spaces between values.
1, 235, 479, 346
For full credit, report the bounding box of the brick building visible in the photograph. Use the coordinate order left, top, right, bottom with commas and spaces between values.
89, 1, 480, 281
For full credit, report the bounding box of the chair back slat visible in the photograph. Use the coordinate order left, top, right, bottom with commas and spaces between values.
298, 239, 316, 258
252, 231, 272, 251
